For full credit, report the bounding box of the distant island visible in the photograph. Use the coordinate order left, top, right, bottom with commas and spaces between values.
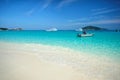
0, 28, 23, 31
82, 26, 107, 30
0, 28, 8, 31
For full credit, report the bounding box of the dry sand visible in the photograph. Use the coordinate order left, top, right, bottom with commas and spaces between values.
0, 42, 120, 80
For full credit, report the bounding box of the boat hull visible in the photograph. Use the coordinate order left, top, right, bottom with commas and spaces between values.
77, 33, 94, 37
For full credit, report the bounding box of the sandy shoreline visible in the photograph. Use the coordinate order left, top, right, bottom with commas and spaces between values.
0, 42, 120, 80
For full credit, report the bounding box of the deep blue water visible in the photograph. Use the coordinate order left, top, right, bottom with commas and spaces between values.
0, 30, 120, 59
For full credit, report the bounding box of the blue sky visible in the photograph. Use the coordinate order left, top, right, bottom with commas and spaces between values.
0, 0, 120, 30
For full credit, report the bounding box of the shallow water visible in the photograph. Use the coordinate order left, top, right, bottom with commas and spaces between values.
0, 30, 120, 60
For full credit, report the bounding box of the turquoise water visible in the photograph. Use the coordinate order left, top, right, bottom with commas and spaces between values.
0, 30, 120, 59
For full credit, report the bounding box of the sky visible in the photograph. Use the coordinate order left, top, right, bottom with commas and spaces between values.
0, 0, 120, 30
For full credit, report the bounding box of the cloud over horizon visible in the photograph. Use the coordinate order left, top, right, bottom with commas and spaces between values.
70, 19, 120, 25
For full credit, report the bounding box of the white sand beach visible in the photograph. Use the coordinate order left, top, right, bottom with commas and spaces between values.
0, 42, 120, 80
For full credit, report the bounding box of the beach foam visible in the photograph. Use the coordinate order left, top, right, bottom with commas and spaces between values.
0, 41, 120, 80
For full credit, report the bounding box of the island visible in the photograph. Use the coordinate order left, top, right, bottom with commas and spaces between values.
0, 27, 23, 31
9, 28, 23, 31
82, 26, 107, 30
0, 28, 8, 31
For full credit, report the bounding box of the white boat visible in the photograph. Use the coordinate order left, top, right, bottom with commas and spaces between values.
77, 33, 94, 37
75, 28, 83, 31
46, 28, 58, 32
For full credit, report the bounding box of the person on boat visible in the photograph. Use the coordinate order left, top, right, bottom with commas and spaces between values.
83, 30, 87, 34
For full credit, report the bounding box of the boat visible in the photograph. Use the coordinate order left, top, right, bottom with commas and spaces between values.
46, 28, 58, 32
77, 33, 94, 37
75, 28, 83, 31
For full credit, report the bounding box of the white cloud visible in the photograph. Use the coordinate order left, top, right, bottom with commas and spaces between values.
68, 18, 89, 22
93, 8, 120, 15
89, 19, 120, 24
25, 0, 52, 16
91, 8, 108, 12
68, 15, 105, 22
57, 0, 77, 8
72, 19, 120, 25
26, 8, 35, 16
41, 0, 52, 10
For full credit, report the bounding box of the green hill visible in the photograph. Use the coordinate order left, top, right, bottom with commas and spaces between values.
82, 26, 106, 30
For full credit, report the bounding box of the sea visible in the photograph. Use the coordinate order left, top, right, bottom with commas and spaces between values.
0, 30, 120, 60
